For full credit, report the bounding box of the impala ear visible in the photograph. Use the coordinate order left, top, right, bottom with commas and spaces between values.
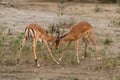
56, 30, 60, 38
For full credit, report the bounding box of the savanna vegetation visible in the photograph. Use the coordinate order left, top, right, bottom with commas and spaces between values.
0, 0, 120, 80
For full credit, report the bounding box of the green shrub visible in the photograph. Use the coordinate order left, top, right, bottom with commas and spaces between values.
102, 57, 117, 69
111, 18, 120, 27
111, 3, 120, 27
0, 24, 6, 47
94, 4, 101, 12
60, 0, 64, 4
48, 18, 76, 30
103, 38, 113, 45
9, 33, 23, 52
0, 39, 2, 47
57, 0, 65, 16
68, 77, 79, 80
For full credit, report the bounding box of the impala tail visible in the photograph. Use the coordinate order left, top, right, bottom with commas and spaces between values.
24, 28, 35, 40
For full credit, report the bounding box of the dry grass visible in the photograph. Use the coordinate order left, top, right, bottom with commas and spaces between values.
0, 2, 120, 80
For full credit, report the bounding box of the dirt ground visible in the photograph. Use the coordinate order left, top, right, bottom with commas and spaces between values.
0, 2, 120, 80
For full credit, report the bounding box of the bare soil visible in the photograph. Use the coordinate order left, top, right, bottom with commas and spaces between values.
0, 2, 120, 80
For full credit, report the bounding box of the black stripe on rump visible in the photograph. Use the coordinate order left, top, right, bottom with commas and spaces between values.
28, 29, 31, 39
24, 28, 28, 40
29, 29, 35, 39
31, 28, 35, 37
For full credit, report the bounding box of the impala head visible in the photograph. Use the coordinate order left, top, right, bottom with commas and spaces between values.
47, 25, 60, 46
55, 30, 66, 49
55, 31, 61, 49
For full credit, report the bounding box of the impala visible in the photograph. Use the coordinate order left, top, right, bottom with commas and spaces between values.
17, 23, 59, 67
55, 21, 101, 63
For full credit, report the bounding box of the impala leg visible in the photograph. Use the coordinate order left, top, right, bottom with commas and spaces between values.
76, 40, 80, 63
88, 33, 101, 60
32, 39, 40, 67
43, 40, 59, 64
82, 37, 88, 59
59, 41, 72, 61
17, 37, 26, 64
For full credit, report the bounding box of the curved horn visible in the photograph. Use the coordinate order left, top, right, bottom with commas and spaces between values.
54, 28, 61, 43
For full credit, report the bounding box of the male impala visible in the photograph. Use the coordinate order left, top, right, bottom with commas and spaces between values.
17, 23, 59, 67
55, 21, 100, 63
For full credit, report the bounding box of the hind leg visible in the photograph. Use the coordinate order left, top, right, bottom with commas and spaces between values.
88, 32, 101, 60
32, 38, 40, 67
82, 37, 89, 59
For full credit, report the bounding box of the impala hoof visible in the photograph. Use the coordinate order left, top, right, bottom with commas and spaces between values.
37, 64, 40, 67
81, 56, 85, 59
59, 58, 62, 61
77, 60, 80, 63
57, 62, 59, 65
97, 57, 101, 61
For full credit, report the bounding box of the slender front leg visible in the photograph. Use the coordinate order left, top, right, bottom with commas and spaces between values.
59, 41, 72, 61
76, 40, 80, 63
32, 39, 40, 67
82, 37, 88, 59
17, 37, 26, 64
43, 40, 59, 64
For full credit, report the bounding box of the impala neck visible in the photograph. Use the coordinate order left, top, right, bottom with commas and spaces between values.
47, 34, 55, 42
60, 33, 74, 41
46, 34, 56, 47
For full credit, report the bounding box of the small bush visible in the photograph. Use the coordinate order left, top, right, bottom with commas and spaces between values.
48, 17, 76, 30
99, 47, 107, 57
9, 33, 23, 52
102, 57, 117, 69
68, 77, 79, 80
57, 0, 65, 16
110, 17, 120, 27
39, 77, 44, 80
0, 39, 2, 47
111, 3, 120, 27
94, 4, 101, 12
0, 24, 6, 47
103, 38, 113, 45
